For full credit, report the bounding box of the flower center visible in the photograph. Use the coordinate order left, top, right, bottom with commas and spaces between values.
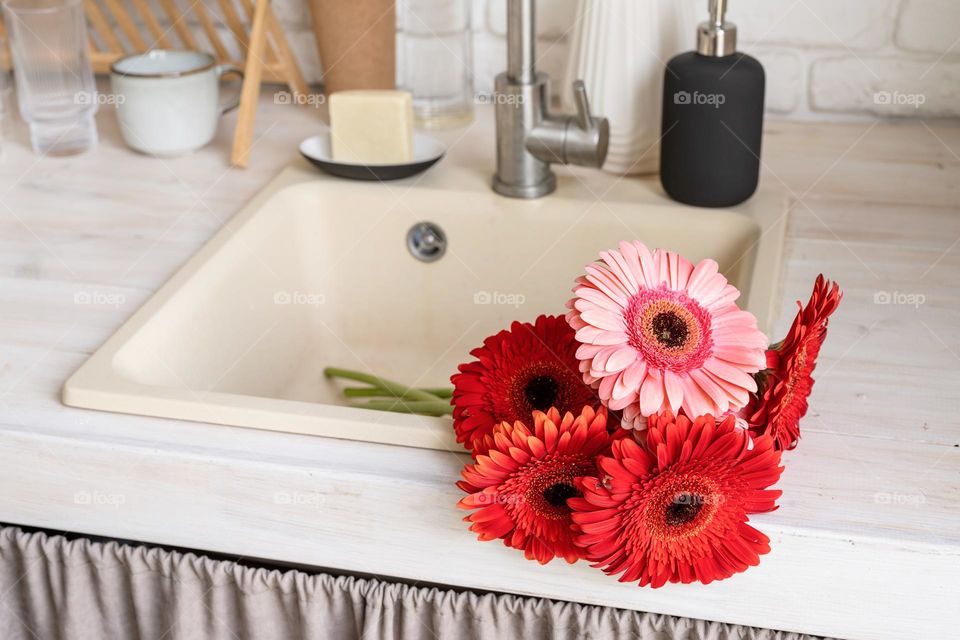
542, 482, 579, 507
642, 471, 723, 541
524, 375, 560, 412
507, 361, 584, 420
651, 311, 688, 348
665, 492, 703, 526
512, 455, 591, 521
624, 287, 714, 373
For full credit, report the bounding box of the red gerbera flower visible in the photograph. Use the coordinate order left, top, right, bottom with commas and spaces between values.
570, 411, 783, 587
451, 314, 601, 455
457, 406, 611, 564
745, 275, 842, 449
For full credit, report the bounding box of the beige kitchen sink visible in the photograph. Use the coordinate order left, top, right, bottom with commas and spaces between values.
63, 163, 788, 451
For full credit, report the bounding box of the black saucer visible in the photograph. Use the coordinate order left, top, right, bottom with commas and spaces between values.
299, 132, 445, 181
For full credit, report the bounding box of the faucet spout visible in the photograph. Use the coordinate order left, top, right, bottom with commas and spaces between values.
506, 0, 536, 84
492, 1, 609, 198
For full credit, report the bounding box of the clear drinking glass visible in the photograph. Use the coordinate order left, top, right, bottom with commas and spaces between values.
397, 0, 473, 129
2, 0, 98, 155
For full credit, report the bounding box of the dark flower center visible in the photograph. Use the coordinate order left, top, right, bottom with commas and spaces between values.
524, 375, 560, 412
543, 482, 579, 507
651, 311, 689, 349
665, 492, 704, 526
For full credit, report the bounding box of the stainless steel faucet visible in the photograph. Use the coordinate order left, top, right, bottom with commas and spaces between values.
492, 0, 609, 198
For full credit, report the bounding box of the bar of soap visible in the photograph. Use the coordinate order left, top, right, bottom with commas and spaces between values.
329, 90, 414, 164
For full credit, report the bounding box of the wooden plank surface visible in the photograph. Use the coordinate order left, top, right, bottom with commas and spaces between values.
0, 99, 958, 640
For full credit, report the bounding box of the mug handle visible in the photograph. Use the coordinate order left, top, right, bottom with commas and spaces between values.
215, 64, 245, 115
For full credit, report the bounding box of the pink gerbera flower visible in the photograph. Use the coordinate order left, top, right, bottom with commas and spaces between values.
566, 241, 767, 429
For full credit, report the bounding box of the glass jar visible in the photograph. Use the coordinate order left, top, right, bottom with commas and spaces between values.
397, 0, 474, 129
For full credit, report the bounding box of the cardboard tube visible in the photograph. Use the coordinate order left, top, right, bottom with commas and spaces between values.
308, 0, 396, 94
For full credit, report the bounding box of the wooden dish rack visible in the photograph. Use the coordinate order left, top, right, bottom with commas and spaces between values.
1, 0, 311, 167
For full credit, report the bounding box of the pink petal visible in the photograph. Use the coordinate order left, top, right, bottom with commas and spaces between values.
653, 249, 670, 288
622, 360, 647, 390
566, 311, 588, 330
674, 252, 695, 289
605, 347, 637, 372
617, 241, 647, 289
685, 259, 725, 303
575, 343, 605, 360
703, 368, 750, 408
580, 309, 625, 332
631, 241, 658, 289
610, 374, 638, 405
598, 374, 617, 401
591, 345, 623, 371
600, 249, 640, 295
639, 372, 665, 416
585, 265, 630, 305
574, 287, 624, 312
667, 252, 683, 289
705, 358, 759, 393
622, 405, 648, 431
712, 345, 766, 368
680, 376, 714, 417
575, 326, 629, 346
688, 369, 728, 412
663, 371, 685, 413
704, 283, 741, 310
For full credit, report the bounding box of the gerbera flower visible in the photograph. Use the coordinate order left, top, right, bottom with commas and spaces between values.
567, 241, 767, 430
745, 275, 842, 450
451, 314, 600, 455
570, 411, 783, 587
457, 406, 611, 564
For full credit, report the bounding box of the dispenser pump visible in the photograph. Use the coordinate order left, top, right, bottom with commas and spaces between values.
697, 0, 737, 57
660, 0, 765, 207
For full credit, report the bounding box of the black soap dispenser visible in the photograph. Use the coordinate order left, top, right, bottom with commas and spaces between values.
660, 0, 764, 207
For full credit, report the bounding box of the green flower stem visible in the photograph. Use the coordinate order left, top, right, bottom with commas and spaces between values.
420, 388, 454, 399
323, 367, 445, 403
343, 386, 454, 399
358, 399, 453, 416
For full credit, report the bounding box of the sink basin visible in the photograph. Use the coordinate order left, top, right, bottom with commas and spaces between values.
63, 164, 788, 451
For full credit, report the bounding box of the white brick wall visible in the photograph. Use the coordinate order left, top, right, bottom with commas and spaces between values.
271, 0, 960, 120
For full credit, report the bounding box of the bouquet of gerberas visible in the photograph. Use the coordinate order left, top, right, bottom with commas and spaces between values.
326, 241, 841, 587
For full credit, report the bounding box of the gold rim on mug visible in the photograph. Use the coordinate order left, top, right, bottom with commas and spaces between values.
110, 49, 217, 79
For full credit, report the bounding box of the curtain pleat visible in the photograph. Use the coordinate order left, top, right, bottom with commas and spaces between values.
0, 526, 829, 640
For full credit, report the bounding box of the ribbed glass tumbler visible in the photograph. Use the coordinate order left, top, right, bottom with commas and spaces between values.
2, 0, 98, 155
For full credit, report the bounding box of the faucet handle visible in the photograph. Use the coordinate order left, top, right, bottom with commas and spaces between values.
564, 79, 609, 168
572, 80, 595, 130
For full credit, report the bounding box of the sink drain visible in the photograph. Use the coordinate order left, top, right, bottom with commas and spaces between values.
406, 221, 447, 263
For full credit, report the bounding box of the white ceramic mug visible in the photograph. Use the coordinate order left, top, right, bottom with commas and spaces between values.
111, 50, 243, 156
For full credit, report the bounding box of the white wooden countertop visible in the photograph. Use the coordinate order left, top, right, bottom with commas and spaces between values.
1, 97, 958, 640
